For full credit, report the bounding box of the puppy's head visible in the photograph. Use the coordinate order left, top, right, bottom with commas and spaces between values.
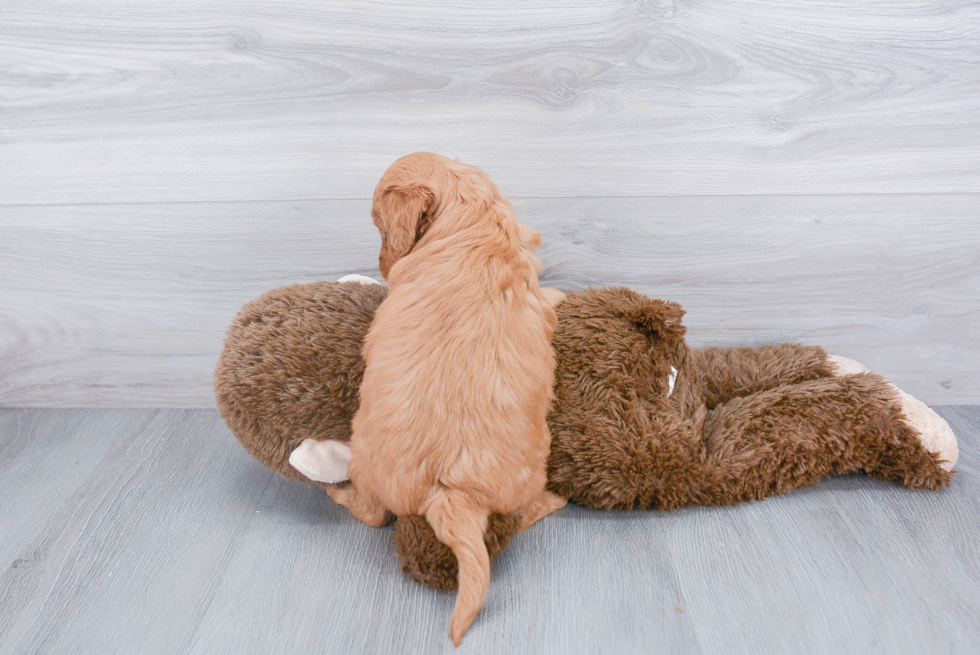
371, 152, 500, 278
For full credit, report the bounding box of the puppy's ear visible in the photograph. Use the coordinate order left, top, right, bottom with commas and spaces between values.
375, 184, 435, 276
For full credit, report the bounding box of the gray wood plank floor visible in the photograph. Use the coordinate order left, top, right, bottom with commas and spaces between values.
1, 408, 978, 654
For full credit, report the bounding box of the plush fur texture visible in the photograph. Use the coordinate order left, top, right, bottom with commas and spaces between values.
337, 153, 562, 644
392, 512, 524, 593
216, 281, 955, 595
215, 280, 385, 489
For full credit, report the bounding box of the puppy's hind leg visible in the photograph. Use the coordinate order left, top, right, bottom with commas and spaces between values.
327, 485, 392, 528
519, 489, 567, 531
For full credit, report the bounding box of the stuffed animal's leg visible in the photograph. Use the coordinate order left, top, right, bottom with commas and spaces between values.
698, 373, 955, 505
886, 382, 957, 471
326, 484, 392, 528
683, 344, 836, 409
824, 355, 957, 469
519, 490, 568, 531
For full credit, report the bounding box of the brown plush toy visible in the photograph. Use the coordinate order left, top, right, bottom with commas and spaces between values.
215, 276, 958, 591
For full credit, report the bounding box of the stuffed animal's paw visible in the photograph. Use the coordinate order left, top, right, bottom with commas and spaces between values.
288, 439, 352, 483
337, 274, 382, 285
890, 384, 959, 471
827, 354, 871, 376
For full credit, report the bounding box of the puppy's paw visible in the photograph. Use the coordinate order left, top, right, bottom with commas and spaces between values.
289, 439, 352, 483
540, 287, 566, 309
890, 384, 959, 471
337, 274, 382, 286
827, 354, 870, 376
520, 490, 568, 530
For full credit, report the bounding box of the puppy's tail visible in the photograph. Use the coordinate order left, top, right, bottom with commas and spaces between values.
424, 488, 491, 646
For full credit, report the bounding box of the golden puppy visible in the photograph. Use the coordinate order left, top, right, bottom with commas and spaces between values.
327, 153, 566, 645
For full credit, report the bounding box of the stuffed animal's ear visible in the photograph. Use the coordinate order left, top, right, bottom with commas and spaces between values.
626, 299, 687, 344
374, 184, 435, 277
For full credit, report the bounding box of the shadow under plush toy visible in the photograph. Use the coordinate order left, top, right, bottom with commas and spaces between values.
215, 276, 958, 592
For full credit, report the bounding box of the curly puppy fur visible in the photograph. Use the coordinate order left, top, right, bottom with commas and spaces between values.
216, 282, 954, 592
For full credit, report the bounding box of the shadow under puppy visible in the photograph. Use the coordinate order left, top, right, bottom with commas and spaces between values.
328, 153, 567, 645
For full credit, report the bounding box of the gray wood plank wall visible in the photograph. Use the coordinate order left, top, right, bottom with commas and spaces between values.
1, 1, 978, 407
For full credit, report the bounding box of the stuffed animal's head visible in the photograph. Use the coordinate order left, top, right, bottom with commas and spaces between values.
544, 286, 691, 511
552, 286, 688, 404
214, 279, 387, 486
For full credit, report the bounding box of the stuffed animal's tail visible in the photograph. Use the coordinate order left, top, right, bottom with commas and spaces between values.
424, 488, 491, 646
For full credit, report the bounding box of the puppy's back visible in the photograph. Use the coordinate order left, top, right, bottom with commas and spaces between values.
353, 241, 555, 512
